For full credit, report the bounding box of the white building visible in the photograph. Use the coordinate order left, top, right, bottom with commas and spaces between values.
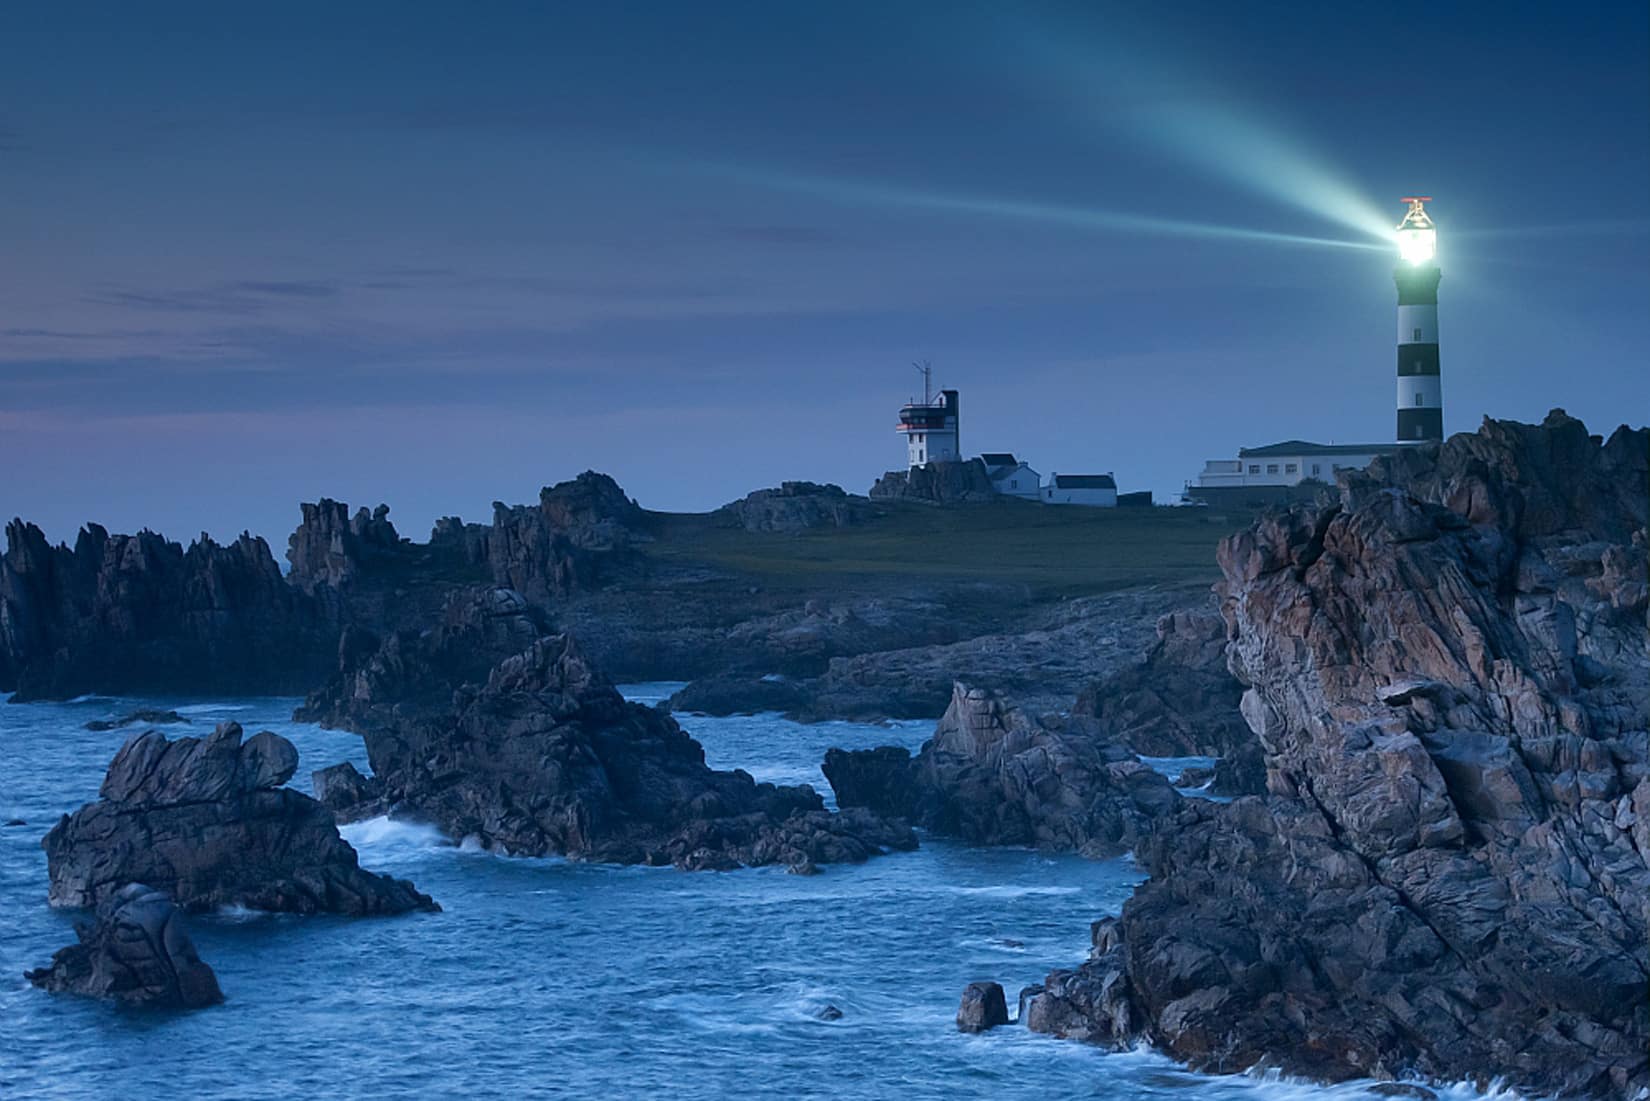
981, 453, 1041, 500
1042, 473, 1118, 507
896, 387, 960, 469
1188, 440, 1396, 506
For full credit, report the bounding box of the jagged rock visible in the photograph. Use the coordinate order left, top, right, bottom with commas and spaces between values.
1074, 609, 1252, 759
26, 883, 223, 1009
1029, 414, 1650, 1099
312, 630, 916, 870
667, 673, 812, 716
956, 981, 1010, 1032
825, 683, 1179, 855
869, 459, 998, 504
285, 499, 403, 593
44, 722, 437, 916
296, 586, 552, 727
0, 521, 333, 701
85, 709, 189, 732
712, 482, 881, 533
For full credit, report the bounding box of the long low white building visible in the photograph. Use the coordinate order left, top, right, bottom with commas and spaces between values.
1188, 440, 1399, 506
1042, 473, 1118, 507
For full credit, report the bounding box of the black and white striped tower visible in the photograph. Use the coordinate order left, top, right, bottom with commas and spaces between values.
1394, 196, 1442, 441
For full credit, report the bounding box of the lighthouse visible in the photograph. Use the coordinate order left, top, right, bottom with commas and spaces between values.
1394, 197, 1443, 442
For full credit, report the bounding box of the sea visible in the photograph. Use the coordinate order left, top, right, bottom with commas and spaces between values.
0, 687, 1527, 1100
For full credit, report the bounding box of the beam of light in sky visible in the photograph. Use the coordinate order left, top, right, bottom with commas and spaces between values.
698, 163, 1385, 253
991, 20, 1395, 245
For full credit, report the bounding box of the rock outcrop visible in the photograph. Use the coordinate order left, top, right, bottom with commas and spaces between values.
956, 981, 1010, 1032
311, 630, 916, 870
868, 459, 998, 504
712, 482, 881, 533
669, 587, 1198, 723
1023, 413, 1650, 1099
824, 682, 1179, 855
285, 499, 404, 593
26, 883, 223, 1009
0, 521, 333, 700
44, 722, 437, 915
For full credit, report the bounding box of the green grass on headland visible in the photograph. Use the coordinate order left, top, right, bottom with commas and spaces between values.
644, 501, 1254, 599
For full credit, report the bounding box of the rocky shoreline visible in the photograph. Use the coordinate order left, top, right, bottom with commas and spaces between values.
8, 412, 1646, 1097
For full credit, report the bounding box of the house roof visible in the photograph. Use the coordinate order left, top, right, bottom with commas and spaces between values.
979, 452, 1017, 467
1051, 474, 1116, 490
1238, 440, 1401, 458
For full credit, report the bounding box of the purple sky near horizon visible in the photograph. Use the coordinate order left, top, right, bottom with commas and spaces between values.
3, 2, 1647, 548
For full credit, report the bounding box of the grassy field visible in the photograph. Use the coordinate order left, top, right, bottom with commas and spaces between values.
643, 501, 1254, 598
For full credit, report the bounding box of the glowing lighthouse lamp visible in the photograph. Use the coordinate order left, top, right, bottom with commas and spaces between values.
1393, 197, 1443, 441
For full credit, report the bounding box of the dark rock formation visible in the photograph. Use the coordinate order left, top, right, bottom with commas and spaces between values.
296, 586, 552, 727
869, 459, 998, 504
26, 883, 223, 1009
712, 482, 881, 533
956, 981, 1010, 1032
285, 499, 404, 594
0, 521, 333, 700
668, 587, 1198, 724
1073, 609, 1250, 759
311, 629, 916, 870
85, 709, 189, 732
1025, 413, 1650, 1099
45, 722, 437, 915
824, 683, 1178, 855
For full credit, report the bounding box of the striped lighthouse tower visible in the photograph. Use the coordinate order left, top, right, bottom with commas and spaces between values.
1393, 197, 1442, 442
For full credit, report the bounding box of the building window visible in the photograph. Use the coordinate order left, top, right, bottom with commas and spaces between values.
1267, 464, 1279, 475
1248, 464, 1260, 474
1415, 394, 1424, 406
1312, 464, 1321, 475
1284, 463, 1297, 474
1413, 327, 1423, 341
1414, 359, 1423, 372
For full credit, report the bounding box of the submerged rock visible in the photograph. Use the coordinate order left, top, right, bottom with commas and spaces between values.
956, 981, 1010, 1033
84, 709, 189, 733
44, 722, 437, 916
311, 628, 916, 871
824, 682, 1179, 855
26, 883, 223, 1009
1027, 413, 1650, 1099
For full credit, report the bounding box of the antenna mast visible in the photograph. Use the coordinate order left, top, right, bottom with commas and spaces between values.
913, 360, 933, 405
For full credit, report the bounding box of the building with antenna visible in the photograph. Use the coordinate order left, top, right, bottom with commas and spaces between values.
1185, 197, 1445, 505
896, 363, 960, 469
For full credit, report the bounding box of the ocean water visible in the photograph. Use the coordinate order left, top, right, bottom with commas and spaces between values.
0, 689, 1523, 1101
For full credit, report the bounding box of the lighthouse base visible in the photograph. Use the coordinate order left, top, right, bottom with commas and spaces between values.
1397, 408, 1443, 442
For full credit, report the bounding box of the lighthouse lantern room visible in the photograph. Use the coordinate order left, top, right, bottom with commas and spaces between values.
897, 362, 960, 468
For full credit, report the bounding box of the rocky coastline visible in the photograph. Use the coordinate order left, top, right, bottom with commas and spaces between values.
991, 412, 1649, 1099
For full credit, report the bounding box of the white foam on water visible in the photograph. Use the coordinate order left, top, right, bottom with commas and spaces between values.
174, 703, 254, 715
948, 885, 1083, 898
339, 816, 448, 851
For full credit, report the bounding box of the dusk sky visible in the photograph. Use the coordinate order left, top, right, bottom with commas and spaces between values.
4, 2, 1647, 546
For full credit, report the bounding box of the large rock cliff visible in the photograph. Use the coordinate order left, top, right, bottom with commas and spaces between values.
1022, 413, 1650, 1098
0, 521, 333, 700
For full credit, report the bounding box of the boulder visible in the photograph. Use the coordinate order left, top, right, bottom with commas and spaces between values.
956, 981, 1010, 1033
45, 722, 437, 916
26, 883, 223, 1009
85, 709, 189, 732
